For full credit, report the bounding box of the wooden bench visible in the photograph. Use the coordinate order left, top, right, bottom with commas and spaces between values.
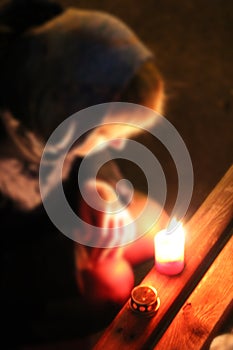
94, 165, 233, 350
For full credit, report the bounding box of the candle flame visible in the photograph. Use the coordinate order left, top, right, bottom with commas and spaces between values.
167, 217, 182, 234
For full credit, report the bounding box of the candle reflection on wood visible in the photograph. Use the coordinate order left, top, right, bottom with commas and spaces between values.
154, 218, 185, 275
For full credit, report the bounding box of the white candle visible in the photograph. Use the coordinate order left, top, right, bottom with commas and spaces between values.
154, 218, 185, 275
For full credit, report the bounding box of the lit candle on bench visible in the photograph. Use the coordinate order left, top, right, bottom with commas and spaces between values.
154, 218, 185, 275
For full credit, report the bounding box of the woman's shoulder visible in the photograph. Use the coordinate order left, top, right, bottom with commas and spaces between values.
0, 156, 41, 210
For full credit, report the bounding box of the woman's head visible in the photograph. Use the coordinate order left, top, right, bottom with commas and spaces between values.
0, 1, 165, 160
71, 60, 165, 156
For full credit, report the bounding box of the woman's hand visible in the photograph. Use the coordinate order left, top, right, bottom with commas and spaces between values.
74, 179, 135, 305
77, 178, 135, 257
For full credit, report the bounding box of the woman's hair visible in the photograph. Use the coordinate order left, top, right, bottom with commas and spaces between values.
118, 60, 164, 114
0, 0, 64, 162
0, 0, 165, 164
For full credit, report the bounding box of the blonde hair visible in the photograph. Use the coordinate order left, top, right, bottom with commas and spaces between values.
117, 60, 165, 114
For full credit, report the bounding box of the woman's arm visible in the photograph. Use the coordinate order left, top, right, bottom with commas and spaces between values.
74, 179, 168, 306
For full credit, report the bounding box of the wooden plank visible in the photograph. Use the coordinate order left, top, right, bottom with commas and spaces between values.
94, 165, 233, 350
154, 233, 233, 350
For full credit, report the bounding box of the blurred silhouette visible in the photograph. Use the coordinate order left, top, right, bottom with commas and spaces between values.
0, 0, 168, 346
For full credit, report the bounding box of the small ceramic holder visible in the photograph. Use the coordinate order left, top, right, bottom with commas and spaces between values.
129, 284, 160, 317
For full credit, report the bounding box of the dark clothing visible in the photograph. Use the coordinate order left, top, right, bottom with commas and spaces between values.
0, 153, 124, 346
0, 4, 154, 346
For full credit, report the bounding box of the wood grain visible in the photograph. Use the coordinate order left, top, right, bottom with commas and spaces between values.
94, 164, 233, 350
154, 234, 233, 350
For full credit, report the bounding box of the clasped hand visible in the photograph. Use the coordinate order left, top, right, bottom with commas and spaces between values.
74, 179, 136, 304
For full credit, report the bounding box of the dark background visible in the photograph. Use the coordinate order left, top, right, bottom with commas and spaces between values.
59, 0, 233, 220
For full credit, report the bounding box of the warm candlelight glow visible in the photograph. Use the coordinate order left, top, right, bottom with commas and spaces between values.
154, 218, 185, 275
